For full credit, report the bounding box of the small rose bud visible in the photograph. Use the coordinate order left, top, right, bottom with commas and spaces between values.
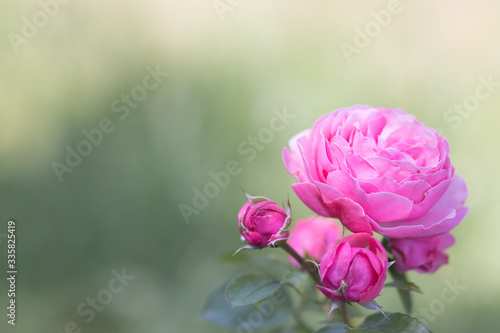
287, 217, 342, 268
238, 194, 291, 248
388, 232, 455, 274
317, 233, 388, 303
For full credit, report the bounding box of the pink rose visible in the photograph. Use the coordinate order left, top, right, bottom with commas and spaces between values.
282, 105, 468, 238
238, 195, 291, 248
287, 217, 342, 267
317, 233, 388, 303
388, 232, 455, 274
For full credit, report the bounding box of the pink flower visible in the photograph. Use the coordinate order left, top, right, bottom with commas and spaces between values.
238, 195, 291, 248
287, 217, 342, 267
282, 105, 468, 238
388, 232, 455, 274
317, 233, 388, 303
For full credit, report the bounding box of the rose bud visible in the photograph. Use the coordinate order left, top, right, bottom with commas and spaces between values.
287, 217, 342, 268
317, 233, 388, 304
238, 194, 291, 248
388, 232, 455, 274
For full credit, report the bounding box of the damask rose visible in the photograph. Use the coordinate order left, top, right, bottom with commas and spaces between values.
287, 217, 342, 267
388, 232, 455, 274
317, 233, 388, 303
238, 195, 291, 248
283, 105, 468, 238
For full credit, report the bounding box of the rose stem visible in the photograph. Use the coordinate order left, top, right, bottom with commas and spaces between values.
280, 242, 322, 285
340, 303, 349, 324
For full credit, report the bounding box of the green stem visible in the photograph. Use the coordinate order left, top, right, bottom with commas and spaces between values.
293, 309, 314, 332
339, 303, 349, 325
280, 242, 322, 285
283, 282, 329, 305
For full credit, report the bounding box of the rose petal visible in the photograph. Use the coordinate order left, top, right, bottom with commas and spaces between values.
321, 242, 352, 287
339, 233, 371, 248
344, 253, 378, 302
324, 197, 373, 234
363, 192, 413, 222
291, 182, 333, 217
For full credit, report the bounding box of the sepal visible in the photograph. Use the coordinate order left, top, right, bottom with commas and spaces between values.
233, 244, 260, 256
359, 300, 388, 319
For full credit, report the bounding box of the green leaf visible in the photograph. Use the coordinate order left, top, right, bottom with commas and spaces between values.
225, 273, 283, 307
384, 280, 423, 293
348, 312, 430, 333
388, 266, 413, 313
201, 281, 293, 330
313, 323, 350, 333
282, 270, 308, 287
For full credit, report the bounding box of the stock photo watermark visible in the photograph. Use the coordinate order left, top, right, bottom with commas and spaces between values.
7, 0, 73, 53
51, 65, 169, 182
442, 75, 499, 131
339, 0, 410, 64
178, 107, 295, 224
3, 221, 17, 326
213, 0, 244, 21
50, 267, 135, 333
411, 278, 467, 326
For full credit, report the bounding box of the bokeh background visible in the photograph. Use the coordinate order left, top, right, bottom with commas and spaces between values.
1, 1, 499, 332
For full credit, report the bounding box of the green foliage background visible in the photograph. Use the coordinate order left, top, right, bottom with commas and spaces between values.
0, 1, 499, 332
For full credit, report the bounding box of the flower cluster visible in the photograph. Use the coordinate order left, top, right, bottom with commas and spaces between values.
236, 106, 468, 309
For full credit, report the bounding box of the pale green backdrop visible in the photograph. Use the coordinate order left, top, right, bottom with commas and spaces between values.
0, 1, 499, 332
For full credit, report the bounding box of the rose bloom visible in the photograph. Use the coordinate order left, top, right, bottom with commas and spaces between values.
388, 232, 455, 274
238, 196, 291, 248
287, 217, 342, 267
283, 105, 468, 238
317, 233, 388, 303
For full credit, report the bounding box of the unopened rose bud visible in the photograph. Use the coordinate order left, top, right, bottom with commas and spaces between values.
238, 194, 291, 248
317, 233, 388, 303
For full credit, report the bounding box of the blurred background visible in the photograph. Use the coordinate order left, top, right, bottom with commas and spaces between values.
0, 0, 499, 332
